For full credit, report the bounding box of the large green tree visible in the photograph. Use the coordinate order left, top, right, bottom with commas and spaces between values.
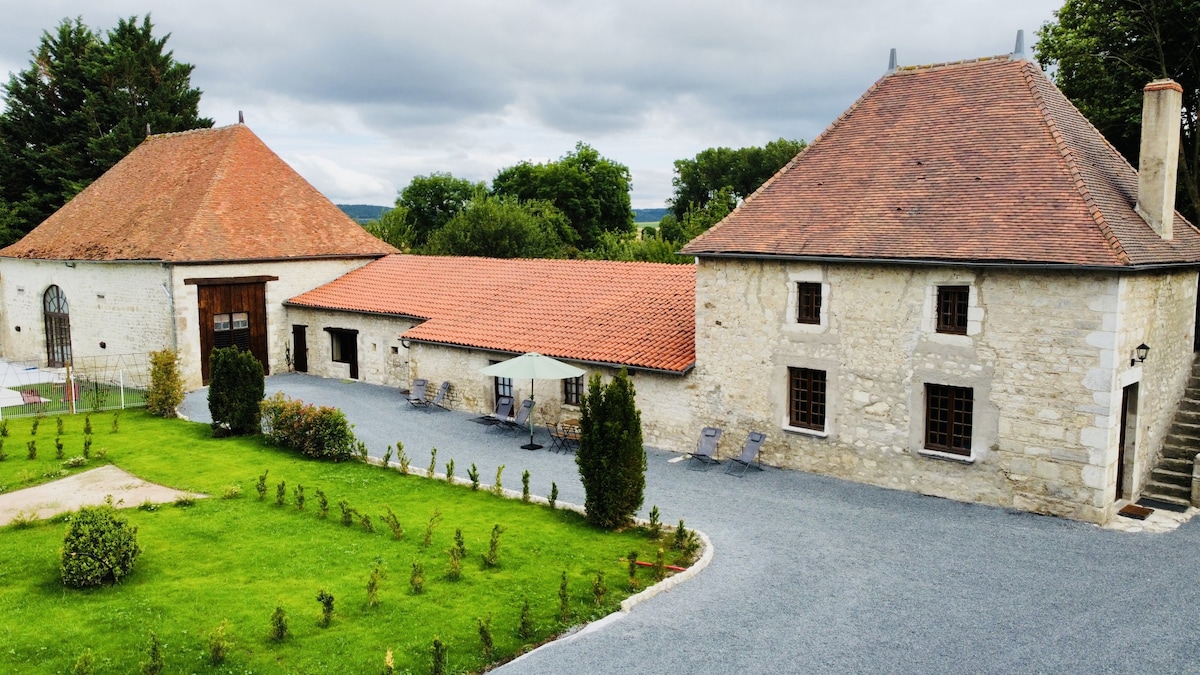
395, 172, 486, 247
492, 142, 633, 250
575, 370, 646, 530
423, 194, 570, 259
667, 138, 805, 220
1036, 0, 1200, 222
0, 15, 212, 245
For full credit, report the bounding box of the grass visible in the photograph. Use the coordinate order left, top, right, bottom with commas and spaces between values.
2, 379, 146, 419
0, 411, 682, 674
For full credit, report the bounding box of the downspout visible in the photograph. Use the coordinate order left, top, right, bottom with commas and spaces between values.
161, 265, 178, 351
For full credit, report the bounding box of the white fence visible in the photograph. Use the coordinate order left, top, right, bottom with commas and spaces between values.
0, 354, 150, 419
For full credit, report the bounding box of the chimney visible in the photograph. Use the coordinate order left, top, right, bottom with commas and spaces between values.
1135, 79, 1183, 239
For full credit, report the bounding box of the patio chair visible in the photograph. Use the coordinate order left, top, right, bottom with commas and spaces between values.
427, 381, 451, 412
484, 396, 514, 430
504, 399, 535, 434
724, 431, 767, 477
406, 379, 429, 409
687, 427, 723, 471
547, 422, 570, 452
21, 389, 43, 405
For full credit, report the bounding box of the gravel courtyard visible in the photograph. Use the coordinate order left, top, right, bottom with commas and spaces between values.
183, 374, 1200, 674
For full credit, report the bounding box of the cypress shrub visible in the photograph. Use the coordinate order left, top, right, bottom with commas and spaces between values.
146, 349, 184, 417
575, 369, 646, 529
207, 347, 264, 436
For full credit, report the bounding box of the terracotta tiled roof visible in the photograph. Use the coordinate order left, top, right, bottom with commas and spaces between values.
0, 124, 396, 262
680, 56, 1200, 267
286, 255, 696, 373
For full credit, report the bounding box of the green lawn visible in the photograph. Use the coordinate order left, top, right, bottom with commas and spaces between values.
0, 412, 681, 674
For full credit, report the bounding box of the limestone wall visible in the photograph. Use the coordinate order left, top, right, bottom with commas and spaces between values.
688, 258, 1162, 523
282, 306, 416, 386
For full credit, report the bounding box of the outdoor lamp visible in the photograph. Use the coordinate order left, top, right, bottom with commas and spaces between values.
1132, 343, 1150, 367
400, 338, 411, 349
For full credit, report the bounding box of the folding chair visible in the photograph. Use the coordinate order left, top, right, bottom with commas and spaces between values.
406, 379, 429, 409
724, 432, 767, 477
504, 399, 534, 434
547, 422, 570, 452
428, 381, 451, 411
484, 396, 514, 431
688, 427, 722, 471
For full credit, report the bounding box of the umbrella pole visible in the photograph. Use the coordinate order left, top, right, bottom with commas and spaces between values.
522, 376, 542, 450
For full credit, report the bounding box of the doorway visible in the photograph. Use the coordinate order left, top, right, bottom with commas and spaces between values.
292, 325, 308, 373
1116, 383, 1139, 501
325, 328, 359, 379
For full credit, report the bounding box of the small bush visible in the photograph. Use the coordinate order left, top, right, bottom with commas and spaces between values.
256, 470, 269, 500
558, 570, 570, 623
398, 442, 411, 474
141, 630, 164, 675
360, 513, 373, 533
269, 606, 289, 642
208, 346, 265, 436
410, 560, 425, 594
382, 445, 393, 467
83, 416, 91, 435
111, 412, 120, 433
63, 455, 87, 469
477, 616, 494, 662
173, 495, 196, 508
384, 648, 395, 675
468, 463, 480, 490
549, 482, 558, 510
592, 571, 606, 607
648, 505, 662, 540
627, 550, 639, 590
146, 349, 184, 418
82, 435, 91, 459
427, 447, 438, 478
672, 519, 689, 551
56, 416, 64, 435
576, 369, 646, 529
356, 440, 369, 462
260, 393, 356, 461
0, 420, 6, 436
491, 465, 505, 497
453, 528, 466, 558
422, 510, 442, 548
517, 596, 534, 640
339, 500, 356, 526
447, 545, 462, 581
445, 458, 455, 483
315, 489, 329, 518
222, 484, 241, 499
26, 440, 36, 460
653, 547, 666, 582
521, 470, 531, 502
483, 524, 503, 567
72, 650, 94, 675
207, 621, 230, 666
61, 502, 141, 587
381, 506, 404, 540
294, 484, 305, 511
30, 416, 40, 436
317, 589, 335, 627
430, 637, 447, 675
275, 480, 287, 507
367, 565, 384, 607
55, 437, 64, 460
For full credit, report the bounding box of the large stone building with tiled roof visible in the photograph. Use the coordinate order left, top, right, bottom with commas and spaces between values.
0, 124, 396, 388
680, 53, 1200, 522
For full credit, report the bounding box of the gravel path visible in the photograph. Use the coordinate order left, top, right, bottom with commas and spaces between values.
183, 374, 1200, 674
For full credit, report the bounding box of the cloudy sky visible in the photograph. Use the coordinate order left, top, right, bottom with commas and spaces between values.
0, 0, 1064, 209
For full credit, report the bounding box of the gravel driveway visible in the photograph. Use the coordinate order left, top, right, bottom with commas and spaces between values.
183, 374, 1200, 674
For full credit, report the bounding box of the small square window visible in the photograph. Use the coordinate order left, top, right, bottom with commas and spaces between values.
788, 367, 826, 431
563, 375, 583, 406
936, 286, 969, 335
796, 282, 822, 324
924, 383, 973, 455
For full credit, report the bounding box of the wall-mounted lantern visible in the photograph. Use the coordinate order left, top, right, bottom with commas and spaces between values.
1131, 343, 1150, 367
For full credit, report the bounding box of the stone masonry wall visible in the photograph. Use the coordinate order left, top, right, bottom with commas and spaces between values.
282, 307, 416, 386
689, 258, 1142, 523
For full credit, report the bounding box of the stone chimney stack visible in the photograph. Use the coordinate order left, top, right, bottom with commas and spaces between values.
1135, 79, 1183, 239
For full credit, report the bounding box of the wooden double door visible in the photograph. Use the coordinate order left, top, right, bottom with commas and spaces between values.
191, 277, 272, 384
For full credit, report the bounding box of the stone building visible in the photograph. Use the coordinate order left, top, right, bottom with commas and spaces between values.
0, 124, 395, 388
680, 54, 1200, 523
284, 254, 695, 446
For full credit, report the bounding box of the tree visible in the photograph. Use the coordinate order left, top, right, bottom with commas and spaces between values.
424, 194, 569, 258
396, 172, 486, 246
363, 204, 414, 251
667, 138, 805, 220
659, 186, 738, 244
493, 142, 633, 250
1036, 0, 1200, 222
0, 15, 212, 245
576, 370, 646, 529
207, 347, 265, 436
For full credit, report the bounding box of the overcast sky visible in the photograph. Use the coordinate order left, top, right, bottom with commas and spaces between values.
0, 0, 1064, 209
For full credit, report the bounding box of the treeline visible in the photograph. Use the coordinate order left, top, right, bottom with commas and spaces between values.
365, 138, 805, 263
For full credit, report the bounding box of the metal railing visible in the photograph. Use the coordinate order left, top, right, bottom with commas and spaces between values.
0, 354, 150, 419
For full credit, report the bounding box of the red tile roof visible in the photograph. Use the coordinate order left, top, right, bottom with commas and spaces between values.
0, 124, 396, 262
680, 56, 1200, 267
286, 255, 696, 373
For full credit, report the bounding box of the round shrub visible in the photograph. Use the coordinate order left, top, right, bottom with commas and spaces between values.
61, 503, 141, 587
260, 393, 356, 461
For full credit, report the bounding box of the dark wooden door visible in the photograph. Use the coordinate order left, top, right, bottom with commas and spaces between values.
196, 281, 269, 383
1116, 383, 1138, 501
292, 325, 308, 372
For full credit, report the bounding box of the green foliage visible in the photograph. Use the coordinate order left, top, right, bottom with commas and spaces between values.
317, 589, 335, 627
367, 564, 384, 607
493, 141, 634, 249
72, 650, 94, 675
146, 349, 184, 417
140, 631, 163, 675
447, 543, 463, 580
427, 447, 438, 478
207, 347, 264, 436
398, 442, 411, 474
0, 438, 6, 461
667, 138, 805, 221
424, 193, 570, 258
592, 571, 606, 606
558, 570, 571, 623
56, 417, 64, 435
82, 435, 91, 459
468, 463, 480, 490
410, 559, 426, 594
221, 484, 241, 499
430, 636, 448, 675
585, 230, 691, 264
27, 440, 36, 460
275, 480, 287, 506
445, 458, 455, 483
483, 524, 504, 567
207, 621, 229, 666
517, 596, 534, 639
360, 513, 374, 533
294, 483, 305, 511
269, 606, 289, 642
83, 416, 91, 435
521, 469, 531, 502
423, 509, 443, 548
397, 172, 487, 246
628, 550, 639, 590
111, 412, 120, 433
31, 417, 40, 435
340, 499, 356, 526
363, 204, 414, 251
0, 15, 212, 245
315, 488, 329, 517
653, 547, 666, 582
382, 445, 393, 467
454, 528, 467, 558
477, 616, 495, 661
659, 186, 738, 243
648, 505, 662, 539
60, 502, 141, 587
260, 393, 356, 460
382, 505, 404, 539
673, 519, 689, 551
256, 470, 268, 500
491, 464, 505, 496
576, 369, 647, 529
549, 481, 558, 510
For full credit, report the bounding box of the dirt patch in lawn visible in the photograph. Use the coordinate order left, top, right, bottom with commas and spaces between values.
0, 465, 203, 526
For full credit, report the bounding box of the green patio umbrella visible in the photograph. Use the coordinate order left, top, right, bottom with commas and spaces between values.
480, 353, 585, 449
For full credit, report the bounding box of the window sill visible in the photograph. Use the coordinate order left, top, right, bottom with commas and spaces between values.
782, 424, 827, 439
917, 448, 975, 464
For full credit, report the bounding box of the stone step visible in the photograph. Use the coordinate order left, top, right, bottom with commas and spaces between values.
1150, 467, 1192, 488
1158, 456, 1194, 475
1142, 479, 1191, 502
1178, 397, 1200, 413
1166, 424, 1200, 444
1137, 491, 1192, 510
1178, 408, 1200, 425
1161, 441, 1200, 460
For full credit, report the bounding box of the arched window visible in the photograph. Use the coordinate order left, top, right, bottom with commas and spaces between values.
43, 285, 72, 367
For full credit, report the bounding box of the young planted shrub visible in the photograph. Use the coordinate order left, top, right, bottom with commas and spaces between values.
627, 550, 639, 590
56, 416, 64, 435
517, 596, 534, 640
72, 650, 94, 675
207, 621, 230, 666
315, 489, 329, 518
576, 369, 646, 529
382, 445, 393, 467
445, 458, 455, 483
55, 437, 64, 460
468, 463, 480, 490
381, 506, 404, 539
317, 589, 335, 627
208, 346, 265, 436
146, 349, 184, 418
453, 528, 466, 558
275, 480, 287, 507
558, 570, 571, 623
141, 630, 164, 675
222, 484, 241, 499
61, 502, 141, 587
648, 505, 662, 539
521, 470, 531, 502
0, 439, 8, 460
1, 419, 8, 436
422, 509, 443, 548
256, 470, 269, 500
427, 447, 438, 478
269, 606, 289, 642
447, 545, 463, 580
491, 464, 505, 497
111, 412, 120, 433
653, 547, 666, 582
83, 415, 91, 435
477, 616, 495, 662
339, 499, 356, 526
260, 393, 356, 461
30, 416, 40, 436
549, 482, 558, 510
592, 571, 606, 607
360, 513, 374, 533
398, 442, 411, 474
410, 560, 425, 594
430, 637, 447, 675
483, 524, 504, 567
294, 484, 305, 511
367, 565, 385, 607
26, 440, 36, 460
82, 435, 91, 459
356, 440, 369, 462
673, 519, 689, 551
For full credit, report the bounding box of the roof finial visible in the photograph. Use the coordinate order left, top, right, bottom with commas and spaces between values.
145, 123, 151, 137
887, 47, 897, 73
238, 110, 244, 124
1011, 29, 1026, 60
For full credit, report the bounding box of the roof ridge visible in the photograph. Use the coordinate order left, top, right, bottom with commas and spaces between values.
893, 53, 1014, 73
1021, 61, 1130, 265
147, 123, 238, 141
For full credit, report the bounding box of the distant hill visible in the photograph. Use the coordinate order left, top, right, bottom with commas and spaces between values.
633, 207, 669, 223
338, 204, 389, 224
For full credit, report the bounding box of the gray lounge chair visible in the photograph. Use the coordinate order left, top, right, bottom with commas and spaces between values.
484, 396, 514, 430
504, 399, 534, 434
724, 431, 767, 477
428, 381, 451, 411
406, 379, 429, 409
688, 427, 723, 471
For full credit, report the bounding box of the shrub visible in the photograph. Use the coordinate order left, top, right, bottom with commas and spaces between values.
255, 470, 268, 500
222, 484, 241, 499
360, 513, 373, 533
447, 545, 462, 580
410, 560, 425, 594
82, 435, 91, 459
55, 437, 64, 459
517, 596, 534, 640
627, 550, 639, 590
208, 346, 265, 436
491, 464, 505, 497
56, 416, 64, 435
549, 482, 558, 510
672, 519, 689, 551
576, 369, 646, 529
367, 565, 384, 607
111, 412, 120, 433
558, 570, 570, 623
653, 547, 666, 582
83, 415, 91, 435
173, 495, 196, 508
294, 484, 305, 510
260, 393, 356, 461
592, 571, 606, 607
269, 606, 289, 642
453, 528, 466, 558
61, 502, 141, 587
26, 440, 35, 460
0, 439, 6, 460
384, 648, 395, 675
275, 480, 287, 506
382, 445, 393, 467
31, 416, 40, 436
467, 463, 480, 490
521, 470, 531, 502
381, 506, 404, 539
427, 447, 437, 478
0, 419, 7, 436
356, 440, 369, 462
317, 589, 335, 627
146, 349, 184, 417
422, 509, 442, 548
207, 621, 230, 665
648, 505, 662, 539
339, 499, 356, 526
477, 616, 494, 662
141, 630, 164, 675
315, 489, 329, 518
72, 650, 94, 675
483, 524, 503, 567
444, 458, 455, 483
430, 637, 447, 675
397, 442, 410, 474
